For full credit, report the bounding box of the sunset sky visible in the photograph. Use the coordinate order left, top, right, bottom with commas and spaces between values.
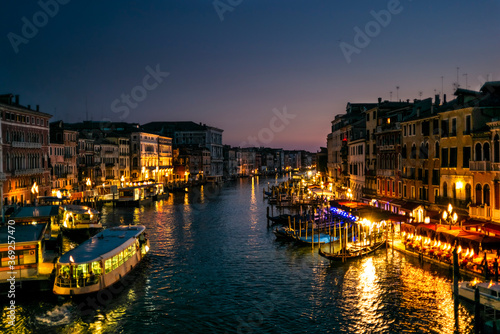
1, 0, 499, 152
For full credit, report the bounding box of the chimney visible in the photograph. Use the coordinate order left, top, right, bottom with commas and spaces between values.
36, 105, 39, 111
378, 97, 382, 104
15, 95, 19, 105
434, 94, 440, 106
27, 105, 31, 110
443, 94, 447, 104
407, 99, 410, 103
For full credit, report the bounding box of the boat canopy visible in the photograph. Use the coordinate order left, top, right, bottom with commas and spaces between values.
58, 225, 145, 264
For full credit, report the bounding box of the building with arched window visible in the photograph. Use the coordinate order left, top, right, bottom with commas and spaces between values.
0, 94, 52, 207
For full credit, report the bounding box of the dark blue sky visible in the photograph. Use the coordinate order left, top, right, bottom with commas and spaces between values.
1, 0, 499, 151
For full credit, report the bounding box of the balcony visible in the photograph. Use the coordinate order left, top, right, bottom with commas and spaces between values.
12, 141, 42, 149
378, 145, 395, 151
469, 205, 492, 219
13, 168, 45, 176
469, 161, 491, 171
434, 196, 471, 210
376, 169, 395, 177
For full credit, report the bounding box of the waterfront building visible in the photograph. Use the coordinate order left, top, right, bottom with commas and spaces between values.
106, 136, 131, 181
347, 128, 366, 201
240, 148, 256, 176
130, 131, 159, 182
223, 145, 239, 179
142, 121, 224, 182
49, 121, 78, 193
0, 94, 52, 206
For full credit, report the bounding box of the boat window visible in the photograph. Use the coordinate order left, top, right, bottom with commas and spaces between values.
91, 261, 102, 275
105, 258, 112, 273
112, 254, 119, 270
118, 251, 124, 266
491, 290, 497, 297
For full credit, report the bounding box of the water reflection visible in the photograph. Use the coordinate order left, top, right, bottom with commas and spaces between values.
0, 177, 477, 333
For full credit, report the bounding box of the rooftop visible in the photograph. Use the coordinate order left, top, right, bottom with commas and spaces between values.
0, 223, 47, 244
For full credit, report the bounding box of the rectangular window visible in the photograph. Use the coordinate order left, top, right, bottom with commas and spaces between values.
434, 188, 439, 199
403, 184, 407, 198
441, 148, 449, 167
465, 115, 471, 134
404, 126, 407, 136
463, 146, 471, 168
366, 113, 370, 122
433, 119, 439, 135
450, 147, 457, 167
366, 144, 370, 155
441, 120, 449, 137
412, 124, 416, 136
432, 169, 439, 185
387, 181, 390, 193
392, 181, 395, 193
411, 186, 415, 199
495, 183, 500, 210
398, 182, 402, 195
451, 118, 457, 136
422, 121, 430, 136
418, 168, 423, 180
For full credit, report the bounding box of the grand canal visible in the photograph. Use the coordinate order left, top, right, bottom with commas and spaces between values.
2, 177, 475, 333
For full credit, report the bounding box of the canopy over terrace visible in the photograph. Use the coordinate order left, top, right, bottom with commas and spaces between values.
402, 222, 500, 253
330, 200, 410, 223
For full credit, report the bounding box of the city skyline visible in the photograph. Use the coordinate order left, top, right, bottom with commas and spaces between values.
2, 0, 499, 152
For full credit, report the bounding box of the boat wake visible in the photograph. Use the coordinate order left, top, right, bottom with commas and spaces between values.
35, 303, 73, 326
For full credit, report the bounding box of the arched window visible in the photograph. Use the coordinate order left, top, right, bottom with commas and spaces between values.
391, 154, 395, 169
484, 142, 491, 161
443, 182, 448, 198
425, 142, 429, 159
452, 183, 456, 199
411, 144, 416, 159
476, 184, 483, 205
484, 184, 491, 206
495, 134, 500, 163
402, 144, 407, 159
475, 143, 482, 161
435, 142, 440, 158
465, 183, 472, 202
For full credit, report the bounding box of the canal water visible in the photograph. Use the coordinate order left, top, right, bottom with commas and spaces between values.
2, 177, 476, 333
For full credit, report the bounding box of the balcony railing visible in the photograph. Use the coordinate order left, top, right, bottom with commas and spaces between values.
13, 168, 45, 176
434, 196, 471, 210
12, 141, 42, 149
376, 169, 395, 177
469, 161, 491, 171
469, 205, 492, 219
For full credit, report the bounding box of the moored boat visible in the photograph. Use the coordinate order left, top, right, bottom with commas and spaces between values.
53, 225, 150, 295
456, 280, 500, 310
60, 205, 102, 240
319, 240, 386, 261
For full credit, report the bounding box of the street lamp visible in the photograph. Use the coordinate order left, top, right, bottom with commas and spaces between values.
31, 182, 39, 205
442, 203, 458, 230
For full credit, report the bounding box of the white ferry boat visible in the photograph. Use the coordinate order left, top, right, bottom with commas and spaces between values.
61, 205, 102, 238
53, 225, 150, 295
457, 280, 500, 310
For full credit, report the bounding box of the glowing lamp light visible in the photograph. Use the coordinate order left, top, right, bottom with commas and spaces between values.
457, 245, 462, 254
31, 182, 39, 194
442, 211, 448, 220
452, 212, 458, 222
69, 256, 75, 263
489, 280, 494, 289
448, 203, 453, 213
145, 245, 150, 252
424, 217, 430, 224
456, 181, 464, 190
56, 190, 62, 199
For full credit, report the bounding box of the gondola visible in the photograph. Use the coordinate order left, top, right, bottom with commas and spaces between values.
318, 240, 386, 261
